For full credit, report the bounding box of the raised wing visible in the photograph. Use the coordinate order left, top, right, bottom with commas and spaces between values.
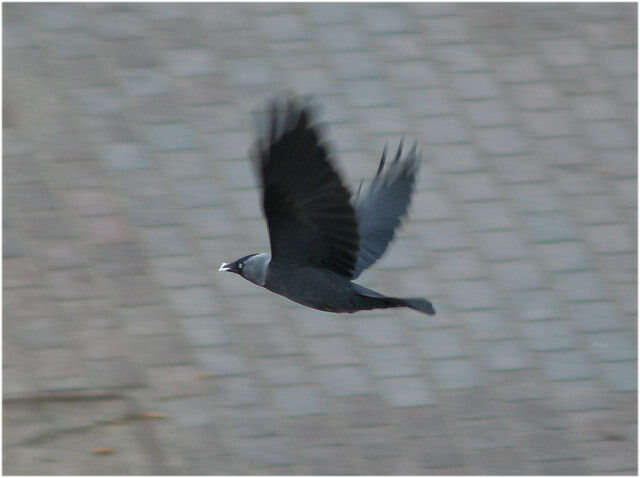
352, 142, 420, 278
253, 98, 359, 277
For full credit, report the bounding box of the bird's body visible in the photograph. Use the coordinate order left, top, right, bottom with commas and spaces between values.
263, 262, 432, 314
266, 262, 367, 313
219, 97, 435, 316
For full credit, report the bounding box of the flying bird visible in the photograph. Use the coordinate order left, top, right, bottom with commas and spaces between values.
219, 98, 435, 315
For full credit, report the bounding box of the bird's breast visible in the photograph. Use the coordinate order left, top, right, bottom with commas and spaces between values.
264, 263, 357, 312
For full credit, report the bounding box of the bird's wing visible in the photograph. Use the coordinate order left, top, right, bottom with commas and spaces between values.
252, 98, 359, 277
351, 142, 420, 279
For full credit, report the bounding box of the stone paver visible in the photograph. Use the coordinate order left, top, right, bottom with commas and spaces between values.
4, 4, 636, 474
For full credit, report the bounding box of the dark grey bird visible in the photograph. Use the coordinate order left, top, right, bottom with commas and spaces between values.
219, 98, 435, 315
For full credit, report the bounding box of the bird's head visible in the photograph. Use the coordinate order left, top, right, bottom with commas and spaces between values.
218, 253, 271, 286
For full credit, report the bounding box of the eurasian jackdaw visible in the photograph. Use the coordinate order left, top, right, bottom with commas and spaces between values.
219, 98, 435, 315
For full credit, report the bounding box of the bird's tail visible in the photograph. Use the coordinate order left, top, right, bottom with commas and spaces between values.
353, 284, 435, 316
399, 297, 436, 315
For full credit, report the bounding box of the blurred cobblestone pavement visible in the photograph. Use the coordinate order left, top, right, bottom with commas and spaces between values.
4, 4, 637, 474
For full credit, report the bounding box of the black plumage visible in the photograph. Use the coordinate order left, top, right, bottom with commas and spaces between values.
219, 97, 435, 316
258, 100, 359, 278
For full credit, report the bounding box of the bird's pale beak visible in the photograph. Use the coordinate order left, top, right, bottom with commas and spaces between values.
218, 262, 231, 272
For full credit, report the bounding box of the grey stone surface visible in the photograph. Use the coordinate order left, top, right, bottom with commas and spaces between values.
4, 4, 636, 475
